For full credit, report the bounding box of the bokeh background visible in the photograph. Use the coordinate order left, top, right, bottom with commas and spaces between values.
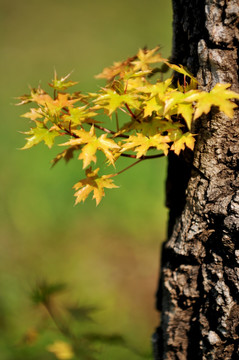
1, 0, 172, 358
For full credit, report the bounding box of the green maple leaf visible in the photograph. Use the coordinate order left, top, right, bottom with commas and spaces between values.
21, 123, 59, 149
49, 71, 78, 91
73, 167, 118, 206
63, 106, 97, 125
93, 89, 140, 116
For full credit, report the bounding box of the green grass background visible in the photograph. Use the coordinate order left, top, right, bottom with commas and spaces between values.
0, 0, 172, 358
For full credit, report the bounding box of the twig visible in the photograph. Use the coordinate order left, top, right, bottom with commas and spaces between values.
120, 153, 165, 160
110, 159, 143, 177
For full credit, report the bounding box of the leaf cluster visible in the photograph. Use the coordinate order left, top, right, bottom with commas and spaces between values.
17, 47, 239, 204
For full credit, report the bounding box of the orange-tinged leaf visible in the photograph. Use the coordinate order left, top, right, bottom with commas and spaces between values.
32, 92, 78, 118
171, 132, 196, 155
73, 167, 118, 205
95, 55, 136, 80
21, 108, 44, 121
132, 47, 167, 71
51, 145, 81, 167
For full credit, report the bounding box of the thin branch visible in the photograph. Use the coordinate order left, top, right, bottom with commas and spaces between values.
109, 152, 165, 178
44, 301, 72, 338
110, 159, 143, 177
120, 152, 165, 160
125, 103, 140, 122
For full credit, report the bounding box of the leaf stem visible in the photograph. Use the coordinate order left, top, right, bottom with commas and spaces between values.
110, 159, 143, 177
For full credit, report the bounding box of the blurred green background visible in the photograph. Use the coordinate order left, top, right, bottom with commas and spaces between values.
0, 0, 172, 358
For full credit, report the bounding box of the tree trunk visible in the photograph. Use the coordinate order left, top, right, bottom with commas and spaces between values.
153, 1, 239, 359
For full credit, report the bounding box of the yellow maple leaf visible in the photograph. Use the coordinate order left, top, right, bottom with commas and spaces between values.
166, 62, 197, 84
143, 96, 164, 117
185, 83, 239, 119
73, 167, 118, 205
171, 132, 196, 155
132, 47, 167, 71
177, 103, 194, 130
47, 341, 74, 360
93, 89, 140, 116
121, 133, 170, 158
60, 127, 120, 168
63, 105, 97, 125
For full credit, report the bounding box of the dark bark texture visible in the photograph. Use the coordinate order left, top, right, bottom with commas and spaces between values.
154, 1, 239, 359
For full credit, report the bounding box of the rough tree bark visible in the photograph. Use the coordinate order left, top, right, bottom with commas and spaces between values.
153, 1, 239, 359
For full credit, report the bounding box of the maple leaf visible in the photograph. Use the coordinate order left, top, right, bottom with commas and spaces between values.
166, 62, 197, 85
121, 133, 170, 158
163, 91, 186, 114
171, 132, 196, 155
21, 108, 44, 121
132, 47, 167, 71
93, 89, 140, 116
185, 83, 239, 119
32, 92, 79, 119
47, 341, 74, 359
95, 55, 136, 80
49, 71, 78, 91
60, 127, 120, 168
143, 96, 164, 117
51, 145, 81, 167
177, 103, 194, 130
21, 123, 59, 149
137, 78, 172, 97
73, 167, 118, 205
134, 118, 184, 137
63, 106, 98, 125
